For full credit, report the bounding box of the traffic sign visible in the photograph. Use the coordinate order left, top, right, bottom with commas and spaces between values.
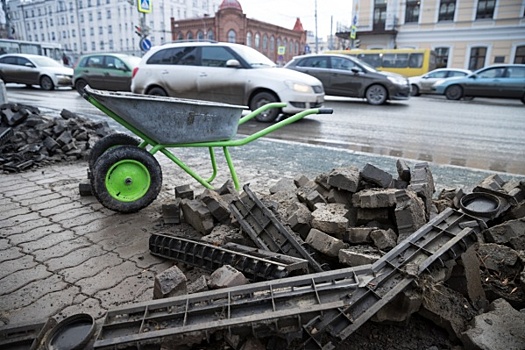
140, 37, 152, 51
138, 0, 152, 13
277, 46, 286, 55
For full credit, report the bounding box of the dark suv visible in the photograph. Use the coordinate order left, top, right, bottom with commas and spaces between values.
285, 54, 410, 105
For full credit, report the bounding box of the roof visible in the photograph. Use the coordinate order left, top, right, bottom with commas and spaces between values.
219, 0, 242, 11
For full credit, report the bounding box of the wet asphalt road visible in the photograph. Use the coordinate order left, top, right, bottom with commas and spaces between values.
4, 84, 525, 177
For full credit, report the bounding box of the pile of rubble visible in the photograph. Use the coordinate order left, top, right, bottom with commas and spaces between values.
0, 103, 112, 172
91, 160, 525, 350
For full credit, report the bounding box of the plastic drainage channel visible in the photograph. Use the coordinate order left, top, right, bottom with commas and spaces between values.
229, 184, 325, 273
93, 206, 487, 350
149, 233, 309, 281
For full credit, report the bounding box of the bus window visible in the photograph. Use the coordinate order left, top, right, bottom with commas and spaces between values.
408, 53, 423, 68
382, 53, 409, 68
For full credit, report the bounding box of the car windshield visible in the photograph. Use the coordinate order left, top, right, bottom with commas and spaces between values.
233, 45, 276, 68
31, 56, 63, 67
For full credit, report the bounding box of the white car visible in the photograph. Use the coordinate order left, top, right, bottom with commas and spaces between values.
131, 41, 325, 122
0, 53, 73, 90
409, 68, 471, 96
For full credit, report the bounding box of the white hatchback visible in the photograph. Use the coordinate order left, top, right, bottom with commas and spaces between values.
131, 41, 325, 122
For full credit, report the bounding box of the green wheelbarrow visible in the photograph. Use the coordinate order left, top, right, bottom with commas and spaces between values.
82, 86, 333, 213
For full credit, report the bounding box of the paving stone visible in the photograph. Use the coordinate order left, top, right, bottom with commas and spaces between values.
1, 207, 32, 220
7, 223, 64, 245
0, 254, 37, 275
0, 211, 42, 226
60, 252, 123, 283
0, 275, 67, 311
76, 261, 139, 296
96, 272, 156, 310
33, 238, 95, 267
19, 231, 78, 253
0, 246, 25, 262
38, 200, 84, 217
0, 264, 52, 295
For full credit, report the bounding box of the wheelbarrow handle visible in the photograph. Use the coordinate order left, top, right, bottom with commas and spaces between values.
317, 108, 334, 114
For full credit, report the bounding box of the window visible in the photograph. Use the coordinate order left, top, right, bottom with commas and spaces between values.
435, 47, 449, 67
468, 47, 487, 70
186, 32, 193, 40
108, 25, 112, 34
297, 56, 329, 68
514, 46, 525, 63
438, 0, 456, 21
207, 30, 215, 41
197, 31, 204, 40
478, 67, 505, 78
476, 0, 495, 19
202, 47, 236, 67
107, 9, 111, 19
405, 0, 420, 23
331, 57, 358, 70
374, 2, 387, 30
246, 32, 252, 47
382, 53, 409, 68
255, 33, 260, 48
263, 35, 268, 51
97, 11, 102, 20
270, 36, 275, 51
147, 47, 198, 65
228, 30, 236, 43
507, 66, 525, 78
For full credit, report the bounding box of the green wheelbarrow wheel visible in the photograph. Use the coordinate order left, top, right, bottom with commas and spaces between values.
91, 145, 162, 213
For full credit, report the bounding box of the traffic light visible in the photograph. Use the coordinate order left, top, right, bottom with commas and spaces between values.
354, 39, 361, 48
134, 24, 150, 38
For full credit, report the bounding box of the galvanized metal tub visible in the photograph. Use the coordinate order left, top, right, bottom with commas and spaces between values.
85, 87, 247, 144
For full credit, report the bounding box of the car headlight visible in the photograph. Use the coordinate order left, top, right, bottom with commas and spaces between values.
284, 80, 314, 93
387, 76, 407, 85
55, 74, 71, 79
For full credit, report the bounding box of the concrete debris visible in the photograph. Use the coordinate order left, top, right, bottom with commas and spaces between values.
0, 104, 113, 172
208, 265, 249, 289
153, 265, 187, 299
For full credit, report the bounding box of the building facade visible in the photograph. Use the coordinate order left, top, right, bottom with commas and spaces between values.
4, 0, 220, 56
337, 0, 525, 70
171, 0, 307, 64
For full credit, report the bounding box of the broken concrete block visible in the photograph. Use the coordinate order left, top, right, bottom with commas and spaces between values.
396, 159, 411, 182
326, 187, 353, 206
343, 227, 374, 244
287, 203, 313, 240
208, 265, 249, 289
356, 208, 391, 225
373, 289, 421, 323
305, 228, 346, 258
175, 184, 194, 200
361, 163, 393, 188
339, 246, 380, 266
187, 275, 208, 294
408, 162, 435, 216
293, 174, 310, 188
162, 201, 181, 224
180, 199, 214, 234
201, 189, 231, 224
305, 189, 327, 211
483, 218, 525, 250
461, 298, 525, 350
395, 189, 427, 242
315, 172, 331, 191
327, 166, 361, 192
352, 188, 398, 208
269, 177, 296, 194
201, 224, 246, 246
475, 174, 505, 192
311, 203, 349, 238
370, 228, 397, 251
446, 245, 488, 310
153, 265, 187, 299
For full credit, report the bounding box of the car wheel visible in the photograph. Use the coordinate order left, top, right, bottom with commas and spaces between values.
147, 87, 167, 96
75, 79, 88, 95
250, 91, 280, 122
522, 94, 525, 105
410, 84, 420, 96
40, 76, 55, 91
445, 85, 463, 100
91, 145, 162, 213
365, 84, 388, 105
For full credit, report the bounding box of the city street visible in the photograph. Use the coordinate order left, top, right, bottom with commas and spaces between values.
5, 84, 525, 175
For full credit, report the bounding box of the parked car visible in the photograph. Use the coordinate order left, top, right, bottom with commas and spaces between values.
408, 68, 471, 96
73, 53, 141, 95
0, 53, 73, 90
284, 53, 410, 105
131, 41, 324, 122
432, 64, 525, 103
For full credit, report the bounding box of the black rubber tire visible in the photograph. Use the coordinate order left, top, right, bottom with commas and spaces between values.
91, 146, 162, 213
75, 79, 88, 95
445, 85, 463, 100
147, 87, 168, 96
249, 91, 280, 122
365, 84, 388, 105
410, 84, 420, 96
89, 133, 140, 171
40, 76, 54, 90
522, 94, 525, 104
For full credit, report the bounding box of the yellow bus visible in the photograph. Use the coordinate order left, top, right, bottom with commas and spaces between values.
324, 48, 437, 77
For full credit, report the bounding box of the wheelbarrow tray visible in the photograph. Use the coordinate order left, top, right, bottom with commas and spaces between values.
84, 87, 247, 144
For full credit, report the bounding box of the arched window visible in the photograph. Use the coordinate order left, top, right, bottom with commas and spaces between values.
246, 32, 252, 47
270, 36, 275, 51
187, 31, 193, 40
207, 30, 215, 41
177, 32, 183, 41
262, 35, 268, 51
197, 30, 204, 41
255, 33, 260, 48
227, 29, 236, 43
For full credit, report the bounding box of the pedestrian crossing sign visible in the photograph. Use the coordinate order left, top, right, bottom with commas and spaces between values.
138, 0, 152, 13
